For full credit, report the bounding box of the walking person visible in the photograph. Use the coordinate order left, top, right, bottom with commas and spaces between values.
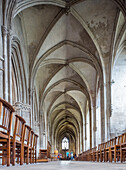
70, 151, 73, 160
66, 151, 69, 160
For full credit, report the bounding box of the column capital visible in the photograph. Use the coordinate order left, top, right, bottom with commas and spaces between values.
1, 25, 13, 40
22, 103, 31, 112
0, 56, 4, 61
40, 110, 44, 115
100, 81, 115, 88
42, 132, 46, 135
13, 101, 23, 110
7, 29, 13, 40
106, 80, 115, 86
0, 56, 4, 71
100, 83, 106, 88
34, 121, 40, 127
1, 26, 8, 36
29, 88, 36, 95
93, 126, 97, 131
13, 102, 31, 112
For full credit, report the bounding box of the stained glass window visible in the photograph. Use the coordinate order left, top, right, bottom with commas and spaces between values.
62, 137, 69, 150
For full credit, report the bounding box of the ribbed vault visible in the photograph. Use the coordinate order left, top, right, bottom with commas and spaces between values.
11, 0, 126, 154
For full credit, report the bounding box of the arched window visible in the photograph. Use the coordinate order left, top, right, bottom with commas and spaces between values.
62, 137, 69, 150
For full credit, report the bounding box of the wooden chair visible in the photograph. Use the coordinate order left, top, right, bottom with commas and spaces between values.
11, 114, 26, 166
82, 151, 85, 161
104, 140, 111, 162
81, 152, 85, 161
81, 152, 84, 161
23, 124, 32, 164
92, 146, 97, 161
32, 134, 38, 163
120, 132, 126, 162
29, 130, 34, 163
100, 142, 106, 162
87, 149, 90, 161
97, 144, 100, 162
109, 134, 123, 162
97, 143, 105, 162
0, 98, 15, 166
105, 137, 117, 162
87, 149, 91, 161
37, 149, 48, 162
78, 153, 82, 161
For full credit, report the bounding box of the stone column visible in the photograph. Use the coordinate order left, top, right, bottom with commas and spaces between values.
105, 81, 111, 140
80, 126, 82, 153
29, 88, 35, 128
76, 134, 78, 154
34, 121, 40, 155
91, 106, 94, 148
0, 56, 4, 98
84, 107, 87, 150
39, 112, 46, 149
1, 26, 8, 101
34, 121, 40, 133
39, 113, 43, 147
42, 132, 46, 149
1, 26, 13, 102
103, 56, 111, 141
78, 129, 80, 153
81, 122, 84, 152
93, 105, 96, 147
82, 122, 85, 151
21, 103, 31, 126
100, 83, 105, 143
89, 103, 92, 148
7, 29, 13, 104
90, 91, 96, 148
32, 88, 35, 128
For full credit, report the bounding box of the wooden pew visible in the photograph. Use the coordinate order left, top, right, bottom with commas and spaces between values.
120, 132, 126, 162
0, 98, 15, 166
76, 132, 126, 163
11, 114, 26, 165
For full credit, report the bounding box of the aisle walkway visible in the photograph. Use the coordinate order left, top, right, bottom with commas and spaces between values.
0, 161, 126, 170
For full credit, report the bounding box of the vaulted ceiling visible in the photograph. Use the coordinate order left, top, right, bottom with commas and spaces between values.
13, 0, 126, 144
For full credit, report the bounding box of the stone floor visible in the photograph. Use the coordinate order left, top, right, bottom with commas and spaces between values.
0, 161, 126, 170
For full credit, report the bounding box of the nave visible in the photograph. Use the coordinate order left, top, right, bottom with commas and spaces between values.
0, 161, 126, 170
0, 0, 126, 167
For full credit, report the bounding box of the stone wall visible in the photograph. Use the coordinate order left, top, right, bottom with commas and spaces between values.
111, 51, 126, 136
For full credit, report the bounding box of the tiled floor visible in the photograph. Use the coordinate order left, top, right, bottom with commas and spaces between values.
0, 161, 126, 170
